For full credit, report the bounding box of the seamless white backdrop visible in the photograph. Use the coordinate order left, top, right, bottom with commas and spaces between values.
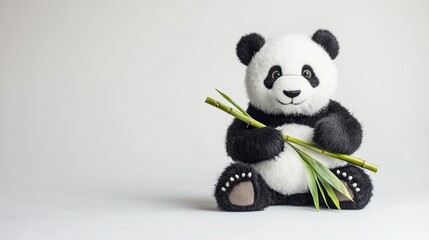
1, 0, 428, 239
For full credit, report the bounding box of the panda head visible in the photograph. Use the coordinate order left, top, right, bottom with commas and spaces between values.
237, 29, 339, 116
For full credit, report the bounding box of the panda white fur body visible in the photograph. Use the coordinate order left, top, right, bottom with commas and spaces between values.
252, 124, 346, 195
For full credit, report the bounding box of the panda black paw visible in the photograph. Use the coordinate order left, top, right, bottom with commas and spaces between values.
214, 163, 271, 211
331, 165, 373, 209
313, 113, 362, 155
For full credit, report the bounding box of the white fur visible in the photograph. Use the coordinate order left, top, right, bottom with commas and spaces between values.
251, 124, 346, 195
245, 34, 337, 116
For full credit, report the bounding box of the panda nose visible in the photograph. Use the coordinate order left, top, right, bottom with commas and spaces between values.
283, 90, 301, 98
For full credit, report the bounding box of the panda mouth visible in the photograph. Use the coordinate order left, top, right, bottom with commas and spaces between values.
276, 99, 305, 106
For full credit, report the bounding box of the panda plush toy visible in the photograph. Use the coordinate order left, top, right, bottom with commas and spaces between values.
214, 29, 373, 211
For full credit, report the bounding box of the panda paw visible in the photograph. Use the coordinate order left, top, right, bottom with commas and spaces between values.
313, 113, 361, 154
214, 163, 271, 211
334, 169, 361, 197
331, 165, 373, 209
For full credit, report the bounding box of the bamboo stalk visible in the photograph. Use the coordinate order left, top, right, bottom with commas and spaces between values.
205, 96, 379, 173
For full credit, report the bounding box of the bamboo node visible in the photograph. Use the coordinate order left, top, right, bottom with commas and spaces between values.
215, 102, 219, 107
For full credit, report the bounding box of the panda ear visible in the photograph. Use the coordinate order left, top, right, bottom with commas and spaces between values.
236, 33, 265, 65
312, 29, 339, 60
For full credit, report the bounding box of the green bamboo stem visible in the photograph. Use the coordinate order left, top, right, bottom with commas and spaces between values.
205, 96, 379, 173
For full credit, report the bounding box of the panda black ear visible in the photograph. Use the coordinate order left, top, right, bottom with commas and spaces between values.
312, 29, 339, 60
236, 33, 265, 65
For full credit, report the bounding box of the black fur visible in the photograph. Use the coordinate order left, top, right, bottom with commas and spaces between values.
236, 33, 265, 66
312, 30, 340, 60
226, 124, 284, 164
302, 64, 319, 88
225, 100, 362, 164
313, 113, 362, 154
264, 65, 282, 89
215, 164, 373, 211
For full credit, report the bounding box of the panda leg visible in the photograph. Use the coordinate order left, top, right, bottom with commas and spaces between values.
330, 164, 373, 209
214, 162, 274, 211
283, 165, 373, 209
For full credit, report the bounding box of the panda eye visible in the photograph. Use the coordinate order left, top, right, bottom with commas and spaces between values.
302, 69, 312, 79
272, 71, 281, 80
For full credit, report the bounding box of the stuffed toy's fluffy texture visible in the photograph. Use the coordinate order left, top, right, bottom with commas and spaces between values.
214, 30, 373, 211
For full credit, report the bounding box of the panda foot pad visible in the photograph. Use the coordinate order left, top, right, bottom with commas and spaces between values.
215, 163, 275, 211
220, 172, 254, 206
334, 169, 361, 201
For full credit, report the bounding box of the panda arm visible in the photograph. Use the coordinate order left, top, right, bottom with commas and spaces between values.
225, 118, 285, 164
313, 101, 363, 155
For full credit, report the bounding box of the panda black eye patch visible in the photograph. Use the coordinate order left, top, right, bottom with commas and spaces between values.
302, 65, 319, 88
264, 65, 282, 89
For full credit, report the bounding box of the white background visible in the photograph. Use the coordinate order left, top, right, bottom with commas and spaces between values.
1, 0, 428, 239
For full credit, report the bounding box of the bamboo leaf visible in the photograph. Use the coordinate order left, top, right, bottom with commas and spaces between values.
302, 161, 319, 210
315, 175, 329, 209
318, 177, 342, 210
308, 160, 353, 201
288, 143, 353, 201
215, 89, 251, 117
